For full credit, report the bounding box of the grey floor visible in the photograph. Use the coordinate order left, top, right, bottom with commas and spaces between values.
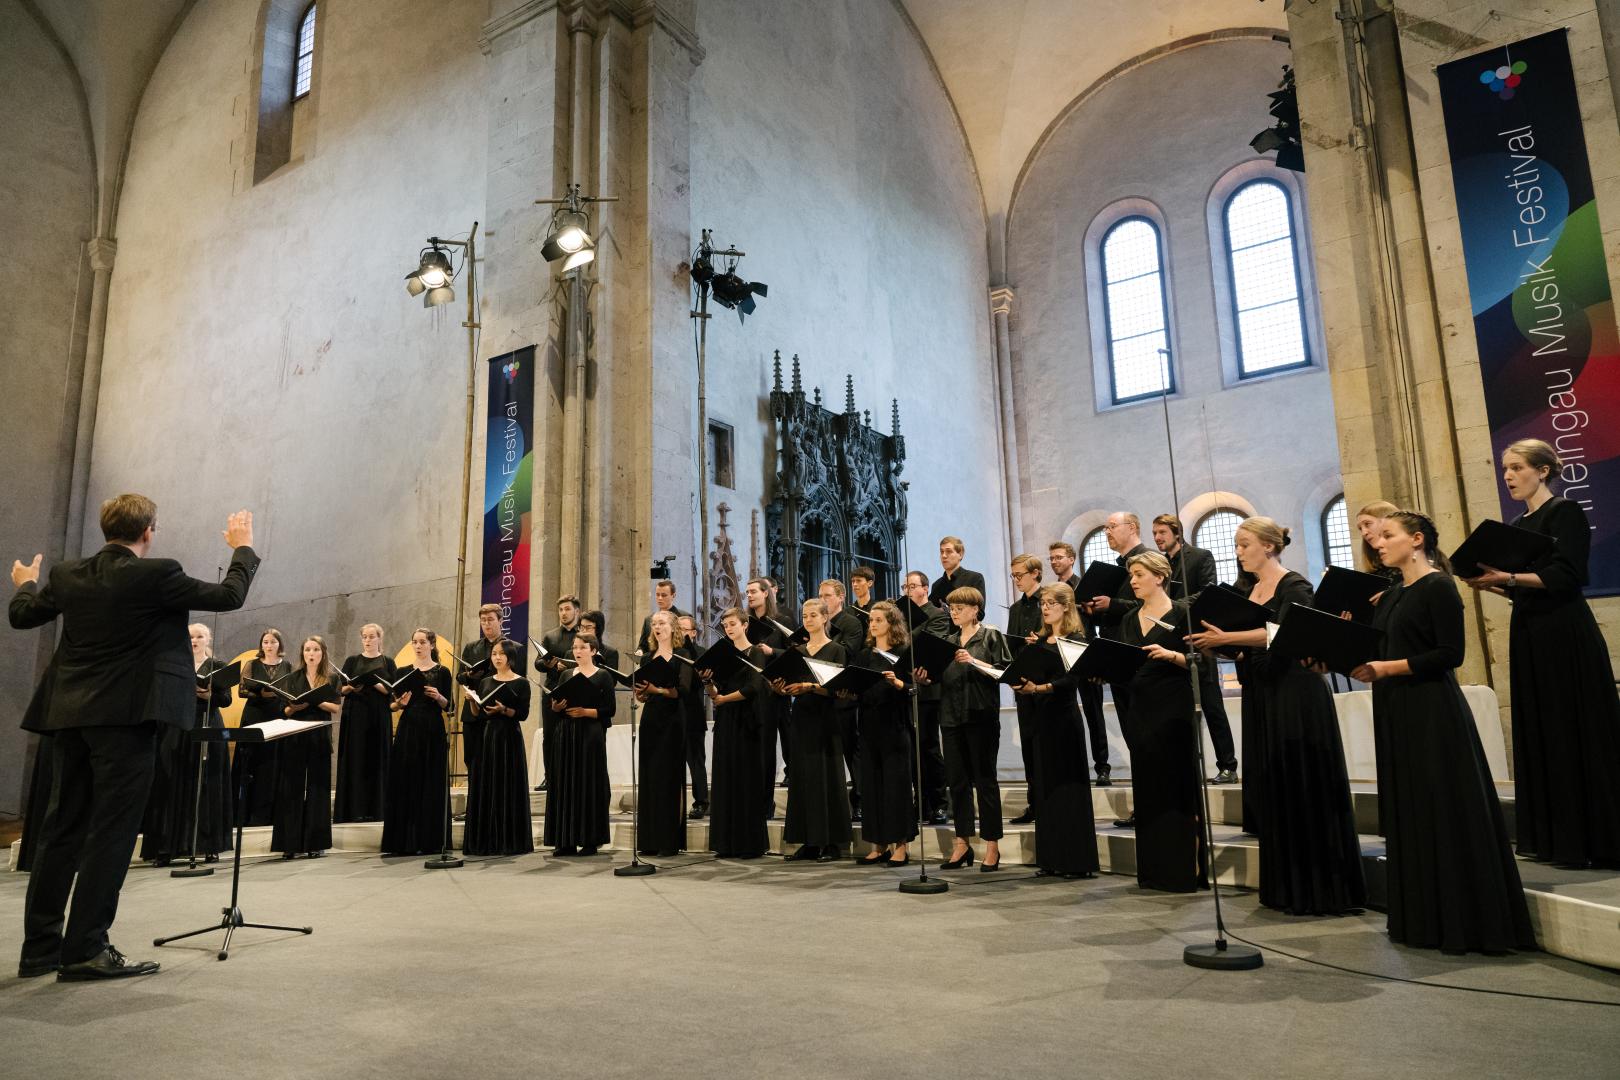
4, 853, 1620, 1080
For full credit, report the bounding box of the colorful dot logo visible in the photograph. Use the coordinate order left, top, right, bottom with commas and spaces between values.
1480, 60, 1527, 99
503, 359, 521, 381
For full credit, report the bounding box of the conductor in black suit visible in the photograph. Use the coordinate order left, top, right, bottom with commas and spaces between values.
1152, 514, 1238, 784
8, 495, 260, 981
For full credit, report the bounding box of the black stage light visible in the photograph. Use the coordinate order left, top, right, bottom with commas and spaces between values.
1249, 66, 1304, 173
689, 254, 715, 287
710, 270, 768, 320
541, 207, 591, 262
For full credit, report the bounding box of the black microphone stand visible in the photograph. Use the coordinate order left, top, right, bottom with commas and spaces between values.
425, 633, 464, 870
895, 521, 947, 895
615, 657, 655, 877
174, 568, 227, 879
1153, 359, 1260, 970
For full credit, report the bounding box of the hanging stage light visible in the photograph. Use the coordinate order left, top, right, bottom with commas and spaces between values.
536, 186, 613, 270
1249, 65, 1304, 173
404, 244, 456, 304
710, 266, 768, 320
561, 236, 596, 272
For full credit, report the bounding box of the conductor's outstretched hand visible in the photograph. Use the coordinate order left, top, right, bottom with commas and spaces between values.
11, 554, 42, 588
224, 511, 254, 549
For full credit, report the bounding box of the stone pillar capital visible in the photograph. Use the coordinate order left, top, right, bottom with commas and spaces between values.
989, 285, 1015, 316
87, 237, 117, 273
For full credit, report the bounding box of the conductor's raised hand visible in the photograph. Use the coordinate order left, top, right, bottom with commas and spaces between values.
11, 554, 41, 588
223, 510, 254, 549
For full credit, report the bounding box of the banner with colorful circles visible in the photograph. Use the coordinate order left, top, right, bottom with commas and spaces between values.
483, 346, 535, 637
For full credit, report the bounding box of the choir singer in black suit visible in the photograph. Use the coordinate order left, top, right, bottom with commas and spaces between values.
929, 535, 987, 616
1151, 514, 1238, 785
9, 496, 260, 981
534, 594, 581, 792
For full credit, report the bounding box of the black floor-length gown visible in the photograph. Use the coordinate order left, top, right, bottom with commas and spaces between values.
783, 641, 853, 852
463, 676, 534, 856
1507, 496, 1620, 867
1372, 573, 1534, 953
141, 664, 235, 861
234, 658, 291, 826
270, 672, 335, 855
1118, 604, 1207, 892
544, 668, 617, 851
1245, 572, 1366, 915
708, 647, 769, 858
637, 657, 691, 854
334, 653, 395, 823
854, 649, 916, 849
1031, 636, 1099, 877
380, 665, 452, 855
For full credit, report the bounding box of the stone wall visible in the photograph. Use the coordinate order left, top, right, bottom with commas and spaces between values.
1008, 37, 1344, 576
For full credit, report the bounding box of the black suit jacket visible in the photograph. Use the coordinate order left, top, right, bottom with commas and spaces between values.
929, 568, 987, 614
1166, 544, 1217, 603
9, 544, 260, 733
826, 608, 865, 654
1095, 543, 1150, 634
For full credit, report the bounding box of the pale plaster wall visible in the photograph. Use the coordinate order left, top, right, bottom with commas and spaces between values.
687, 0, 1007, 607
90, 0, 489, 663
0, 0, 96, 813
1009, 38, 1343, 576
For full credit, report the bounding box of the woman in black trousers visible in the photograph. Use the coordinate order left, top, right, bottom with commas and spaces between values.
1356, 511, 1533, 953
272, 636, 339, 858
1462, 438, 1620, 868
922, 586, 1010, 872
851, 601, 916, 866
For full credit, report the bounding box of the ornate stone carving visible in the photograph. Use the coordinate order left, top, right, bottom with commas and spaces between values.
766, 352, 907, 611
708, 502, 742, 625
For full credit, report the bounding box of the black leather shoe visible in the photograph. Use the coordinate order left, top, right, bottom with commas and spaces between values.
1094, 766, 1113, 788
786, 845, 819, 861
536, 779, 548, 792
1009, 811, 1036, 825
689, 802, 709, 820
1210, 769, 1238, 785
1113, 813, 1136, 828
980, 858, 1002, 873
857, 850, 889, 866
929, 808, 950, 825
850, 807, 862, 823
552, 845, 578, 857
939, 848, 975, 870
886, 855, 910, 868
579, 846, 597, 856
815, 848, 840, 862
57, 946, 159, 982
18, 957, 59, 979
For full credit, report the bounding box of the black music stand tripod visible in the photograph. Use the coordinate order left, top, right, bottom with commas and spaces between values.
154, 724, 320, 960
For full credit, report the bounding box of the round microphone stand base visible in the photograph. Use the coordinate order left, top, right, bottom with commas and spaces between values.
897, 877, 948, 895
1183, 941, 1263, 971
424, 855, 465, 870
613, 861, 656, 877
171, 866, 216, 879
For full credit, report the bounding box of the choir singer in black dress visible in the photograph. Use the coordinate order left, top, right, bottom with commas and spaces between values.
234, 629, 291, 827
380, 629, 453, 856
1356, 512, 1533, 953
1116, 552, 1205, 893
463, 638, 534, 856
1011, 584, 1099, 879
1461, 438, 1620, 868
1187, 517, 1364, 915
922, 586, 1011, 872
140, 623, 235, 865
633, 611, 691, 857
456, 605, 506, 797
1048, 542, 1112, 786
677, 612, 711, 821
701, 608, 770, 858
851, 601, 916, 866
545, 633, 615, 856
272, 636, 339, 859
335, 623, 394, 823
744, 576, 791, 811
773, 599, 853, 862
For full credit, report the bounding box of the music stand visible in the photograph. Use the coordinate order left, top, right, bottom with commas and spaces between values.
154, 721, 328, 960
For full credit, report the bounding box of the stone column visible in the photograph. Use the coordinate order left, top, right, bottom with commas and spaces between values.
989, 285, 1024, 557
63, 236, 116, 557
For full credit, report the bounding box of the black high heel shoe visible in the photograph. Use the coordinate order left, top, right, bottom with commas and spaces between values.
939, 847, 975, 870
980, 856, 1001, 873
857, 850, 890, 866
786, 845, 820, 861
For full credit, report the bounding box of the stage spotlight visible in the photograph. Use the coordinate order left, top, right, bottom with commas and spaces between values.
425, 283, 455, 307
417, 247, 453, 288
404, 272, 427, 297
542, 207, 592, 261
710, 270, 768, 320
562, 242, 595, 273
1249, 65, 1304, 173
688, 254, 715, 287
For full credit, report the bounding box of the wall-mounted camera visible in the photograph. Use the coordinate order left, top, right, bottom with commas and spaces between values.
649, 555, 676, 580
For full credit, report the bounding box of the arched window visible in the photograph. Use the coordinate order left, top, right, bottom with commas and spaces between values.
1194, 509, 1246, 586
1101, 218, 1173, 404
1081, 527, 1113, 571
294, 2, 317, 99
1224, 180, 1309, 376
1322, 495, 1353, 568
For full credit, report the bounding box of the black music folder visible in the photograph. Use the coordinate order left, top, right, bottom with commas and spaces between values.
907, 632, 960, 680
1313, 566, 1391, 623
997, 642, 1064, 686
631, 655, 684, 690
1068, 637, 1150, 684
1073, 560, 1127, 601
1449, 519, 1556, 578
464, 680, 522, 710
760, 648, 818, 686
196, 659, 241, 691
381, 666, 431, 697
545, 672, 605, 708
693, 639, 761, 682
1267, 603, 1384, 676
821, 664, 891, 696
1189, 584, 1270, 633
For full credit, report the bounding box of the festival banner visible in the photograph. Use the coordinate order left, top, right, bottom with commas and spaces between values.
1438, 29, 1620, 596
482, 346, 535, 637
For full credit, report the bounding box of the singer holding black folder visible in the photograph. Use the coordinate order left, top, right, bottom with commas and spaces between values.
1461, 439, 1620, 868
1355, 512, 1533, 953
772, 599, 853, 862
744, 577, 792, 810
545, 634, 615, 857
534, 594, 582, 792
334, 624, 395, 823
456, 605, 506, 798
1115, 552, 1205, 893
1013, 584, 1099, 879
1188, 518, 1364, 915
271, 636, 339, 859
632, 611, 691, 857
234, 629, 291, 827
1005, 555, 1045, 825
1152, 515, 1238, 785
921, 586, 1011, 872
850, 601, 916, 866
463, 638, 533, 856
901, 571, 953, 823
1048, 542, 1112, 786
702, 609, 770, 858
141, 624, 235, 865
380, 629, 452, 856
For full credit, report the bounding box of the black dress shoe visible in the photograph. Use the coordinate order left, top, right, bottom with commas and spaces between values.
886, 855, 910, 868
939, 848, 975, 870
536, 779, 548, 792
553, 846, 578, 857
1094, 766, 1112, 788
816, 848, 840, 862
980, 858, 1002, 873
1113, 813, 1136, 828
930, 808, 950, 825
1009, 811, 1036, 825
1210, 769, 1238, 785
204, 853, 220, 864
857, 850, 889, 866
57, 946, 159, 982
786, 845, 820, 861
850, 807, 862, 823
689, 803, 709, 820
18, 957, 60, 979
578, 846, 597, 857
151, 857, 171, 868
